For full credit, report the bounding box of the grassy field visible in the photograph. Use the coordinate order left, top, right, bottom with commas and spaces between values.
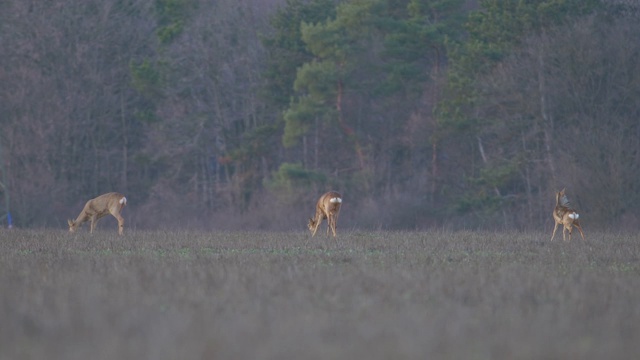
1, 229, 640, 359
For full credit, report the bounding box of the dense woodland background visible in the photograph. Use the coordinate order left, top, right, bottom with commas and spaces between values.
1, 0, 639, 231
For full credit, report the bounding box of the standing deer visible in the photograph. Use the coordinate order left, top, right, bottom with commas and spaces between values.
551, 188, 585, 241
68, 192, 127, 235
308, 191, 342, 237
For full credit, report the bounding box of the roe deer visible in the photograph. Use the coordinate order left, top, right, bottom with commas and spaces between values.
68, 192, 127, 235
551, 188, 585, 241
308, 191, 342, 237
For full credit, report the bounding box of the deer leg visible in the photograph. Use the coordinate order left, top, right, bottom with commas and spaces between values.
89, 215, 99, 233
564, 225, 572, 242
311, 219, 321, 237
114, 214, 125, 235
574, 222, 585, 241
326, 215, 338, 249
551, 222, 559, 241
329, 215, 337, 237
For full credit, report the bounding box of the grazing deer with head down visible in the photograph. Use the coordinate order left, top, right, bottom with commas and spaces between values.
68, 192, 127, 235
308, 191, 342, 237
551, 188, 585, 241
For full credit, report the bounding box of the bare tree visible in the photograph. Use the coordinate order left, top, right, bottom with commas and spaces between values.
0, 0, 156, 226
474, 15, 640, 228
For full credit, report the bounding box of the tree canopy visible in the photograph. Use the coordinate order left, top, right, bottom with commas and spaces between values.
1, 0, 639, 230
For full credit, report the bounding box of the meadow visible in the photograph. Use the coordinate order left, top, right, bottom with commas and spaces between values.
1, 229, 640, 359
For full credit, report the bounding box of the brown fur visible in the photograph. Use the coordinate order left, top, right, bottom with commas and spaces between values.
68, 192, 127, 235
308, 191, 342, 237
551, 189, 585, 241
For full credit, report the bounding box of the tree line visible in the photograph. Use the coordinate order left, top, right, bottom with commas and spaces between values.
1, 0, 639, 231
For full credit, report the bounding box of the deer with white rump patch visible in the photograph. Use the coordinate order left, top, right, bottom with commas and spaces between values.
68, 192, 127, 235
308, 191, 342, 237
551, 188, 585, 241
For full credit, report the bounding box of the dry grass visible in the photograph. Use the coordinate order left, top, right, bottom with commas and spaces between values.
1, 229, 640, 359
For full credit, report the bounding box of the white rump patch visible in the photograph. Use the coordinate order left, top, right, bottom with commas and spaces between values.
330, 197, 342, 204
568, 212, 579, 220
120, 197, 127, 205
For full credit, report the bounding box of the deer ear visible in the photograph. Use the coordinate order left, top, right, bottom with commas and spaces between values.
67, 219, 74, 226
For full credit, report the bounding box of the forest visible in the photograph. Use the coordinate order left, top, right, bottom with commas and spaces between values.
1, 0, 639, 231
